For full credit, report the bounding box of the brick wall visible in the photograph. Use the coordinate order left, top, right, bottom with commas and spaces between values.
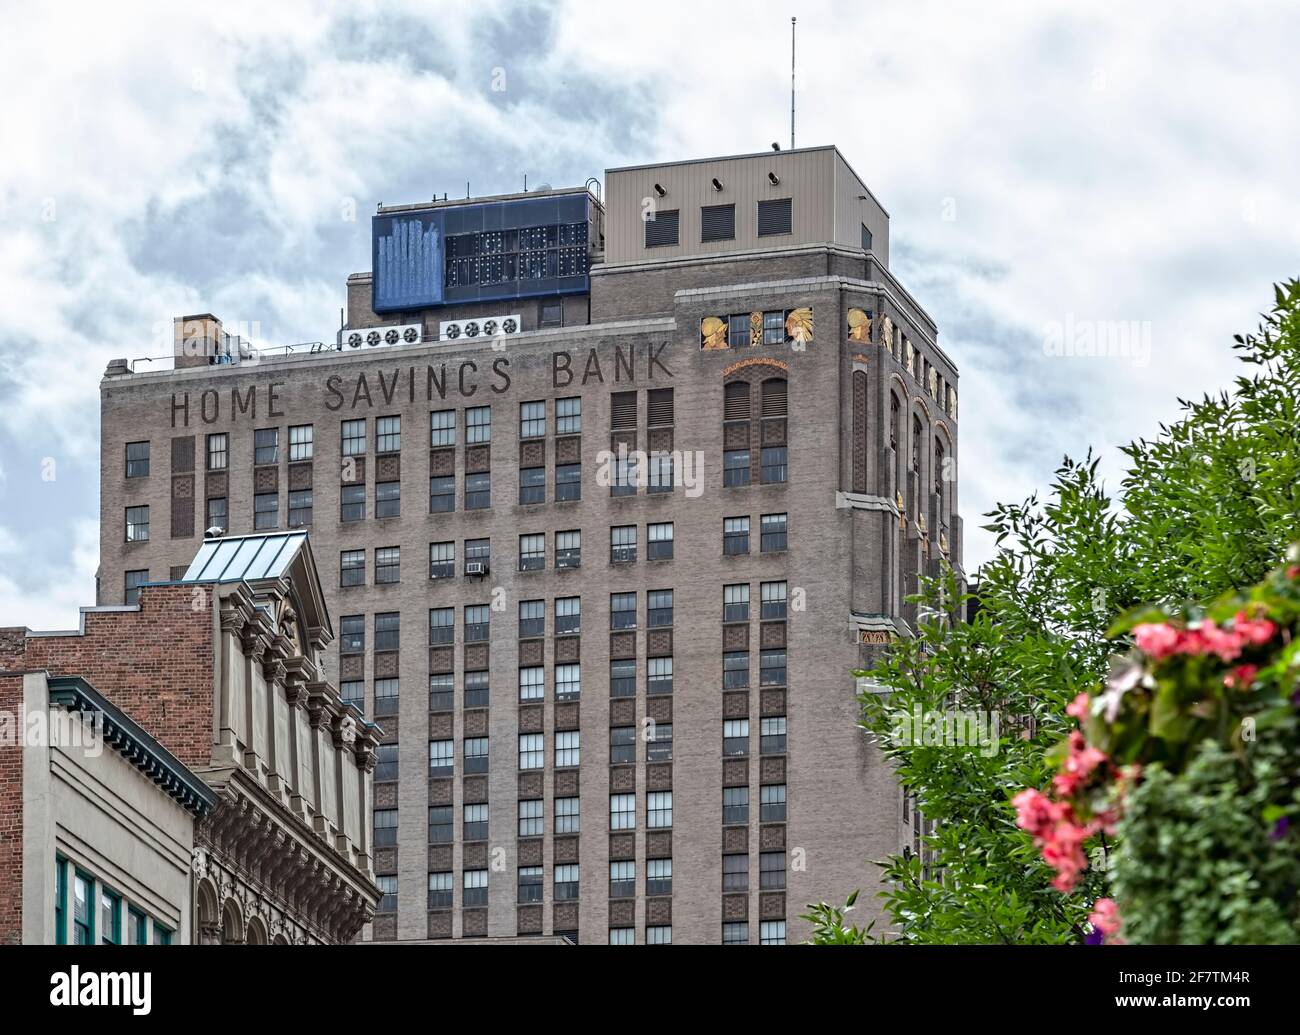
0, 672, 22, 943
0, 584, 216, 769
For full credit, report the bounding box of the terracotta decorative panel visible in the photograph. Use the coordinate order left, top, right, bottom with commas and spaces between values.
427, 912, 452, 939
723, 422, 749, 449
610, 430, 636, 454
254, 466, 278, 492
518, 839, 543, 866
760, 892, 787, 920
518, 704, 544, 733
646, 696, 672, 723
555, 702, 580, 731
554, 837, 579, 865
760, 757, 787, 783
374, 651, 399, 679
519, 640, 544, 666
463, 843, 488, 869
608, 900, 635, 926
647, 629, 673, 656
429, 646, 454, 673
518, 772, 543, 798
463, 643, 488, 669
517, 905, 543, 934
463, 775, 488, 803
372, 915, 397, 940
722, 895, 748, 921
701, 316, 727, 350
609, 632, 636, 659
340, 654, 364, 680
205, 471, 228, 497
378, 723, 397, 746
610, 766, 635, 792
723, 624, 749, 651
288, 462, 312, 490
760, 824, 786, 850
847, 306, 873, 343
520, 440, 545, 467
554, 903, 579, 929
429, 778, 453, 806
760, 689, 787, 716
609, 833, 634, 859
722, 827, 748, 853
555, 636, 580, 663
785, 307, 813, 347
464, 710, 488, 738
723, 759, 748, 786
723, 691, 749, 719
428, 845, 452, 871
556, 436, 581, 464
461, 909, 487, 937
648, 427, 673, 452
172, 473, 194, 500
465, 445, 490, 474
376, 454, 400, 482
646, 898, 672, 925
761, 417, 787, 446
760, 622, 786, 649
375, 783, 397, 809
647, 763, 673, 791
609, 699, 635, 726
430, 448, 455, 477
374, 848, 397, 873
554, 770, 579, 797
646, 831, 672, 857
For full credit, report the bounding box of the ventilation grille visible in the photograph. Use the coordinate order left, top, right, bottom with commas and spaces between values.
647, 388, 674, 427
611, 391, 638, 430
644, 209, 679, 248
724, 383, 750, 422
701, 204, 736, 243
757, 198, 792, 237
761, 379, 788, 418
345, 323, 422, 349
438, 315, 521, 341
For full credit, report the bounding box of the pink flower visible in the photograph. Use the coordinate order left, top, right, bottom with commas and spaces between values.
1224, 664, 1259, 690
1198, 620, 1247, 662
1089, 898, 1122, 940
1066, 693, 1090, 720
1134, 622, 1179, 659
1233, 611, 1277, 646
1013, 788, 1055, 838
1286, 566, 1300, 580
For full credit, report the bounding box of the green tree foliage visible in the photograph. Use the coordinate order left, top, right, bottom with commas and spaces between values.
818, 280, 1300, 944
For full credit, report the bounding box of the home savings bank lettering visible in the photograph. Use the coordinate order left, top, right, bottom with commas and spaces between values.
168, 343, 674, 427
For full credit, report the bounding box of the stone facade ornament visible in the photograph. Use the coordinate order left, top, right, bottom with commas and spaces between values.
192, 846, 208, 878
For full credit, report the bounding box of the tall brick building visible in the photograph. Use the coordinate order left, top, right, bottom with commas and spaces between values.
97, 146, 962, 944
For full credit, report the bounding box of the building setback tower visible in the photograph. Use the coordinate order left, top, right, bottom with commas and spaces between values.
97, 146, 962, 944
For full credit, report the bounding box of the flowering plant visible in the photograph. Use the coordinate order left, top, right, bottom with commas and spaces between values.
1016, 545, 1300, 943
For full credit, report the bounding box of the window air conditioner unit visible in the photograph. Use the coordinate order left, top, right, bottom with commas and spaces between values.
464, 561, 488, 577
440, 315, 521, 341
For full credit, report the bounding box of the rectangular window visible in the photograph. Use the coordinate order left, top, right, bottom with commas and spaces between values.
519, 733, 544, 770
128, 908, 147, 946
340, 614, 364, 654
727, 313, 750, 348
644, 208, 679, 247
555, 596, 581, 635
340, 549, 365, 587
207, 497, 227, 533
253, 493, 278, 530
761, 851, 787, 890
518, 866, 543, 903
520, 401, 545, 439
761, 445, 788, 484
647, 656, 673, 696
724, 584, 750, 622
647, 722, 673, 763
376, 415, 400, 453
465, 537, 490, 572
519, 799, 544, 838
429, 673, 453, 713
761, 513, 788, 552
429, 541, 455, 579
610, 450, 638, 497
428, 871, 453, 909
761, 783, 788, 822
555, 663, 581, 702
723, 651, 750, 689
376, 480, 400, 518
757, 197, 793, 236
540, 301, 564, 328
647, 925, 672, 945
466, 405, 492, 444
555, 730, 580, 768
429, 739, 453, 776
288, 489, 312, 527
430, 475, 455, 513
555, 462, 581, 501
518, 599, 545, 639
430, 409, 455, 447
554, 864, 579, 900
761, 580, 788, 619
125, 441, 149, 478
375, 808, 398, 846
610, 793, 636, 831
611, 390, 637, 431
340, 483, 365, 522
723, 853, 749, 892
375, 612, 400, 651
556, 397, 581, 435
428, 607, 454, 645
862, 223, 874, 251
723, 786, 749, 825
610, 726, 636, 765
761, 649, 787, 686
724, 718, 750, 756
341, 419, 366, 456
206, 433, 228, 470
761, 920, 787, 945
610, 658, 636, 698
647, 451, 673, 494
610, 592, 637, 630
464, 604, 490, 643
465, 472, 490, 510
609, 927, 635, 946
647, 589, 673, 628
647, 522, 674, 560
125, 505, 150, 542
723, 516, 750, 555
464, 669, 489, 709
723, 449, 751, 487
763, 310, 785, 345
701, 202, 736, 242
376, 740, 398, 776
519, 533, 545, 571
519, 666, 545, 702
610, 860, 636, 898
647, 387, 674, 427
428, 806, 452, 844
254, 428, 279, 465
100, 887, 121, 944
761, 716, 788, 754
611, 525, 637, 563
464, 738, 489, 775
647, 791, 673, 829
646, 858, 673, 897
289, 424, 313, 461
340, 680, 364, 710
463, 869, 487, 906
723, 922, 749, 945
374, 676, 397, 717
519, 467, 545, 505
556, 796, 580, 835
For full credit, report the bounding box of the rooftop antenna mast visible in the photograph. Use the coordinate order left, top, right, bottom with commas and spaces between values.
790, 16, 796, 150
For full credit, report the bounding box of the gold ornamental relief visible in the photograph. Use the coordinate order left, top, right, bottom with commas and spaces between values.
785, 307, 813, 346
701, 316, 728, 350
749, 312, 763, 347
847, 307, 872, 343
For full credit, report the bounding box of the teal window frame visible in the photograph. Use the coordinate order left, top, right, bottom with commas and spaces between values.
100, 885, 122, 944
72, 868, 95, 945
54, 857, 68, 945
128, 906, 149, 945
154, 924, 173, 945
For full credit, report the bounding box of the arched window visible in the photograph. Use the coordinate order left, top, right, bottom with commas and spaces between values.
934, 439, 945, 500
889, 394, 900, 452
760, 379, 788, 484
911, 415, 923, 473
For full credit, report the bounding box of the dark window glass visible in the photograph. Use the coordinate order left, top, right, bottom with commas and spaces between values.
340, 615, 364, 654
288, 489, 312, 527
340, 484, 365, 521
375, 612, 400, 652
519, 467, 545, 505
254, 428, 279, 465
465, 472, 490, 510
253, 493, 278, 530
761, 513, 788, 552
376, 480, 400, 518
125, 441, 149, 478
723, 449, 750, 487
340, 550, 365, 587
555, 463, 581, 501
430, 476, 455, 513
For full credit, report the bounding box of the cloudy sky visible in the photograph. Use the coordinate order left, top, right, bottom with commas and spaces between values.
1, 0, 1297, 628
